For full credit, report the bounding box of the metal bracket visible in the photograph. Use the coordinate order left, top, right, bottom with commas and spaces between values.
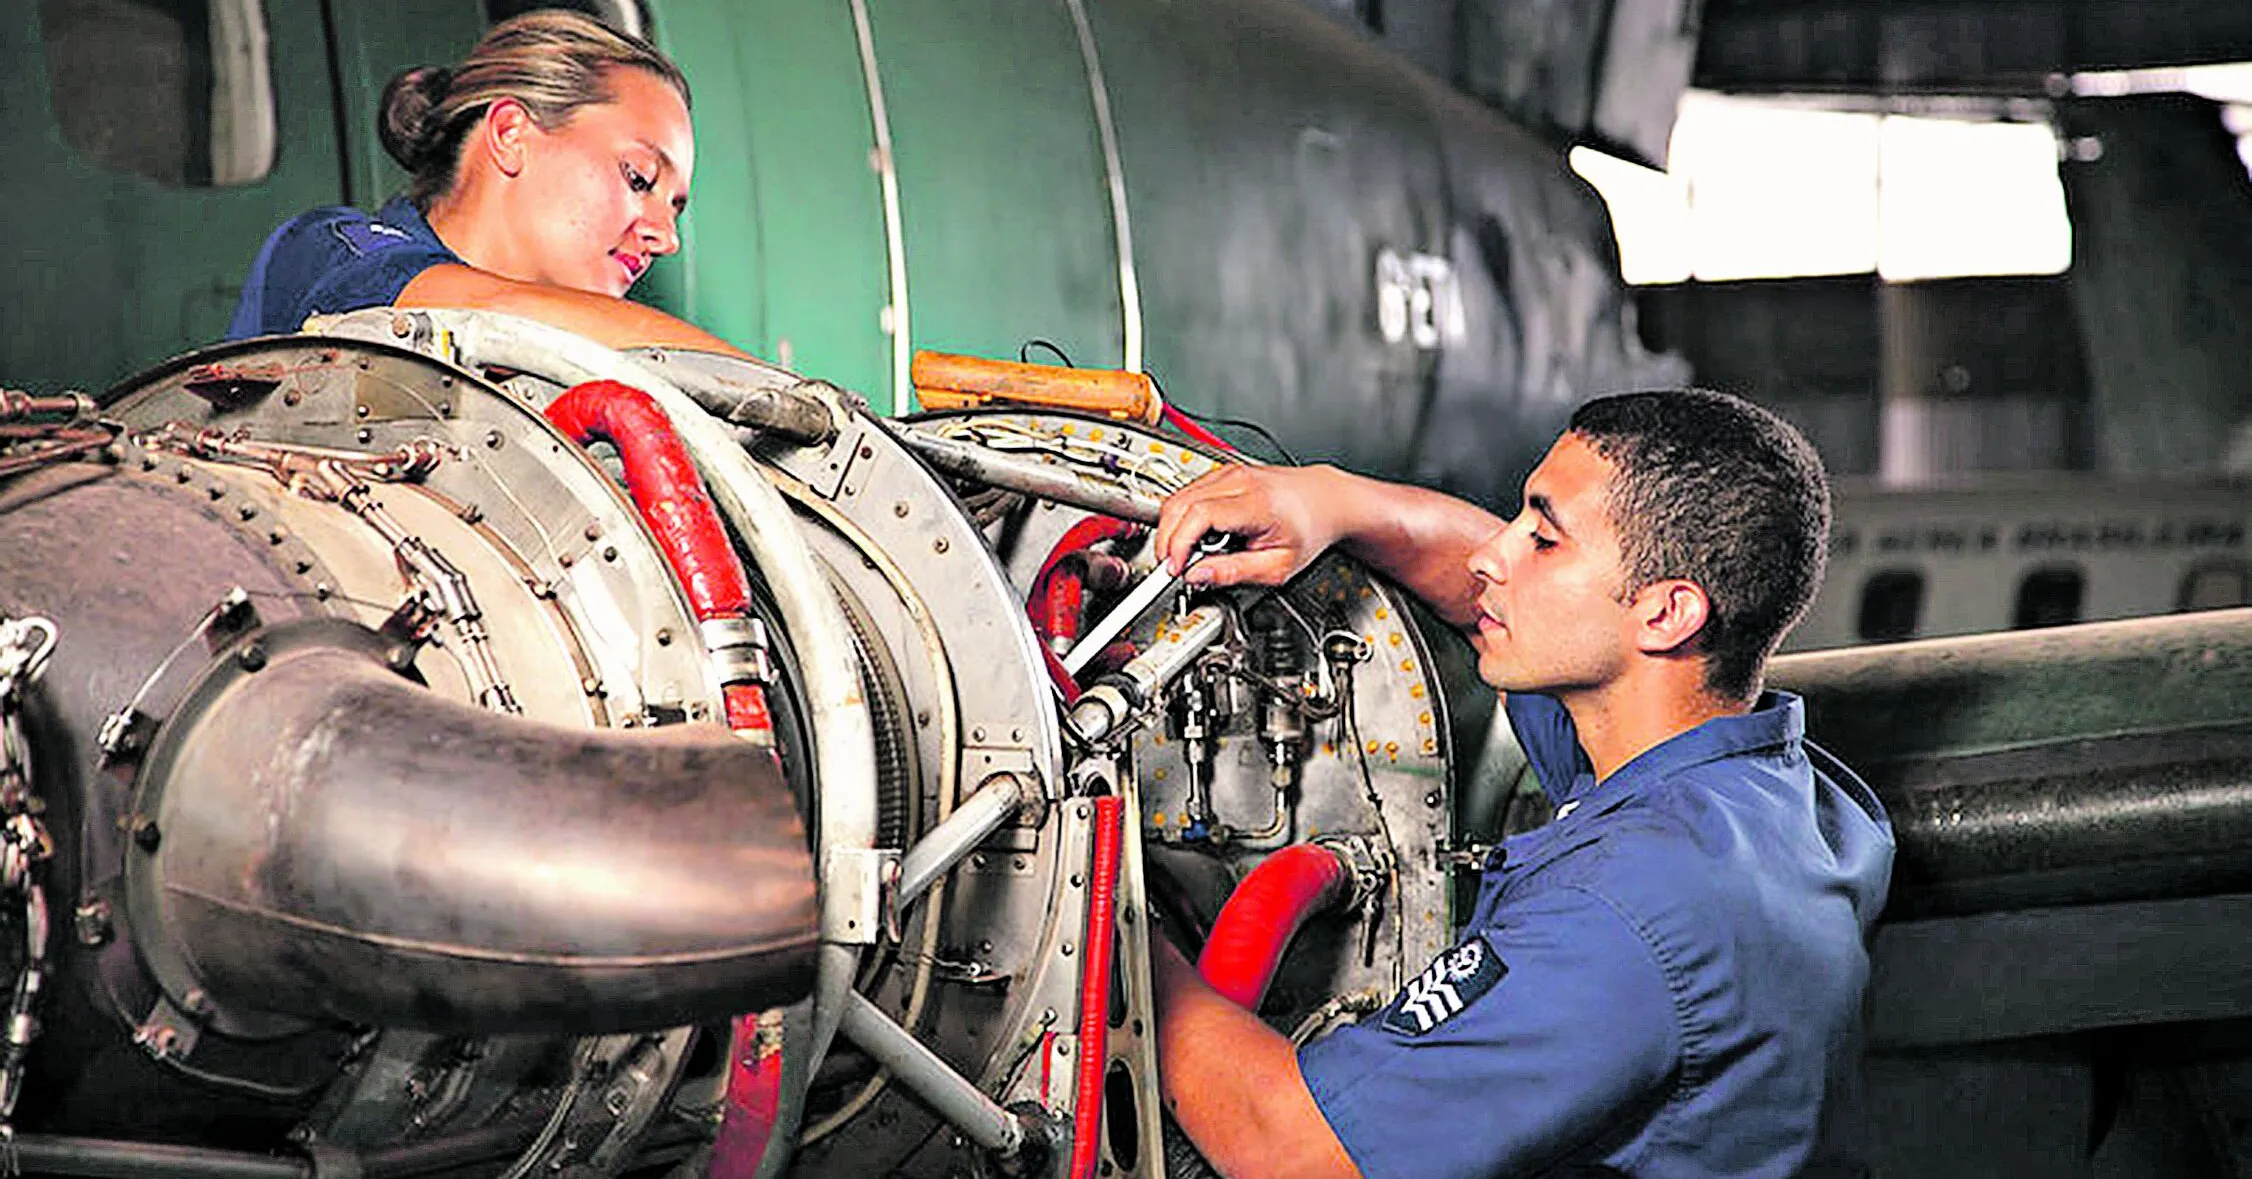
822, 847, 898, 945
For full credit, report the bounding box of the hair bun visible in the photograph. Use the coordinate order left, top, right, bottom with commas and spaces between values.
378, 65, 454, 170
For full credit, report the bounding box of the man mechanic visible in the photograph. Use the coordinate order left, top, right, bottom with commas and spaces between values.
1147, 388, 1895, 1179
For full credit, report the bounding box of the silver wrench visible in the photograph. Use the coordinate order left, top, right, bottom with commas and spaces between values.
1059, 533, 1230, 677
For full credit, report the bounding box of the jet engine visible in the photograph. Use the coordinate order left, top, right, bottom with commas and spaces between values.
0, 311, 1462, 1179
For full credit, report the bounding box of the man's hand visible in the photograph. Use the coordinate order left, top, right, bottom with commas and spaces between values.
1155, 462, 1508, 627
1154, 465, 1362, 589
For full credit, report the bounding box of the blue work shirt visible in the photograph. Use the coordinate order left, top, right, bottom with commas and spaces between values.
1299, 691, 1893, 1179
227, 196, 460, 340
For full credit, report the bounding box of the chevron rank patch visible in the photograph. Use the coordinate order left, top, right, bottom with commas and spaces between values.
1381, 933, 1507, 1036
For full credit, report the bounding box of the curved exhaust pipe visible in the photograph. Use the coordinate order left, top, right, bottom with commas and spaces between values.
129, 622, 817, 1034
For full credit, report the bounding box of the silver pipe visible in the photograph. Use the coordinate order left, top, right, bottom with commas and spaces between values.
894, 426, 1162, 523
894, 774, 1029, 913
839, 991, 1026, 1156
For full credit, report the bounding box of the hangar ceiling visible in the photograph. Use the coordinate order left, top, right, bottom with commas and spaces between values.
1296, 0, 2252, 163
1697, 0, 2252, 95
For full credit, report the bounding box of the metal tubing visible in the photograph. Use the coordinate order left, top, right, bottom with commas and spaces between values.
839, 991, 1026, 1156
894, 774, 1029, 912
893, 426, 1163, 523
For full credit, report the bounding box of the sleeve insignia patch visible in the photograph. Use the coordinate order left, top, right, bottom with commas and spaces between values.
332, 219, 416, 257
1380, 932, 1508, 1036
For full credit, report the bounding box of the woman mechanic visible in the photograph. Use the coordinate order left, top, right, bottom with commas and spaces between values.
227, 10, 740, 355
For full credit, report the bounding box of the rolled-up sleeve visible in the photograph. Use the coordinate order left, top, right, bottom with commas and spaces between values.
1297, 882, 1680, 1179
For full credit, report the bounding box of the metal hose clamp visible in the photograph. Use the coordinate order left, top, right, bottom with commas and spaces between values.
701, 616, 775, 687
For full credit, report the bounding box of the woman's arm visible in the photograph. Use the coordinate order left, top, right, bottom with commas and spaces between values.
398, 263, 751, 357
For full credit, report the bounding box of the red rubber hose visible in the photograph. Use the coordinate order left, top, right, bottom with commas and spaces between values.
1196, 844, 1354, 1010
543, 380, 773, 735
1068, 796, 1126, 1179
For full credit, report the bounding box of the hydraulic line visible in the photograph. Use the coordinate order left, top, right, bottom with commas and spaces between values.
1069, 795, 1126, 1179
1197, 844, 1354, 1010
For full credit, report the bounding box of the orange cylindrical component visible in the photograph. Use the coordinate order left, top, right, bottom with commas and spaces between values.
910, 351, 1164, 425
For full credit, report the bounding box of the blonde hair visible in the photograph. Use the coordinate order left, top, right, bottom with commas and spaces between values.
378, 10, 690, 208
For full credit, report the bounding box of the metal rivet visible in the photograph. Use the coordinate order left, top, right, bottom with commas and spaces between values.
893, 501, 910, 518
282, 389, 302, 406
1060, 942, 1075, 957
237, 643, 267, 671
655, 628, 673, 646
933, 537, 949, 554
1425, 791, 1441, 807
355, 403, 371, 418
601, 545, 618, 562
485, 430, 504, 450
314, 583, 333, 600
585, 523, 603, 541
237, 504, 257, 521
356, 428, 373, 444
131, 818, 161, 853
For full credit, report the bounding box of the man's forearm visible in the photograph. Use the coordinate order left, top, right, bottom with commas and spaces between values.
1321, 469, 1504, 628
1152, 939, 1361, 1179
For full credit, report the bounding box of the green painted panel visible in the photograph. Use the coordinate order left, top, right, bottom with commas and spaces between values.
325, 0, 487, 208
641, 1, 891, 409
1090, 0, 1452, 476
2, 1, 353, 393
863, 0, 1122, 375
